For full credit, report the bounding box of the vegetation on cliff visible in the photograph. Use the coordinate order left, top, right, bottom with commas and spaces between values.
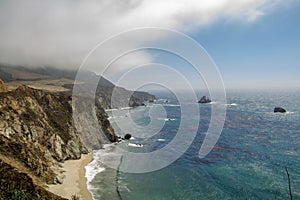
0, 158, 67, 200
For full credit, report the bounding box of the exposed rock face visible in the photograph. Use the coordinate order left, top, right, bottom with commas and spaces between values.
198, 96, 212, 104
95, 101, 117, 143
73, 95, 117, 150
0, 83, 118, 185
0, 79, 9, 92
0, 84, 89, 183
274, 107, 286, 113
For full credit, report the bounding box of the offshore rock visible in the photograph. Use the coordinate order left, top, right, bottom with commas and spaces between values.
198, 96, 212, 104
274, 107, 286, 113
124, 133, 132, 140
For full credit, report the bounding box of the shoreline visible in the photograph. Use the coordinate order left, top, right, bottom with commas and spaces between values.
47, 153, 93, 200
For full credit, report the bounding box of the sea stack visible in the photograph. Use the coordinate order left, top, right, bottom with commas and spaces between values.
274, 107, 286, 113
198, 96, 212, 104
124, 133, 132, 140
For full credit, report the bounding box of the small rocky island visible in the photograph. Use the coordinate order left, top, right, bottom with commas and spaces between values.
198, 96, 212, 104
124, 133, 132, 140
274, 107, 286, 113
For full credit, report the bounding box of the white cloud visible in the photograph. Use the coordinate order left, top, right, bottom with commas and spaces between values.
247, 9, 265, 22
0, 0, 286, 73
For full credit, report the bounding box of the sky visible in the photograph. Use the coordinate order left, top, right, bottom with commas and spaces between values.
0, 0, 299, 89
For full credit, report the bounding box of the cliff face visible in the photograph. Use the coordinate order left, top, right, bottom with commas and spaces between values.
0, 85, 87, 184
0, 84, 116, 186
72, 94, 117, 150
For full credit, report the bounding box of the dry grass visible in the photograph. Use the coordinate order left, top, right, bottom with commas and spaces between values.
6, 78, 76, 92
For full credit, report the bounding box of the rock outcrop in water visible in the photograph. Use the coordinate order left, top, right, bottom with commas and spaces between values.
274, 107, 286, 113
198, 96, 212, 104
124, 133, 132, 140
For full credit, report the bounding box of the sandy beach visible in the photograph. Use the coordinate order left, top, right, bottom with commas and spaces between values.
47, 153, 93, 200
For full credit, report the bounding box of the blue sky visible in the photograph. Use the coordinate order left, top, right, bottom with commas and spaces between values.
105, 1, 300, 90
189, 4, 300, 89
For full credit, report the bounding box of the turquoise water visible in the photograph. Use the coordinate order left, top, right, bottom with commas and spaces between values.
88, 89, 300, 199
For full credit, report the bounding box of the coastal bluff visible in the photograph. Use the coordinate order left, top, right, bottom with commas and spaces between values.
0, 83, 116, 199
0, 66, 155, 199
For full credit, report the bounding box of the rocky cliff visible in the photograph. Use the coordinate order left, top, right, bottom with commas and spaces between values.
72, 93, 117, 150
0, 84, 87, 181
0, 66, 155, 198
0, 80, 117, 198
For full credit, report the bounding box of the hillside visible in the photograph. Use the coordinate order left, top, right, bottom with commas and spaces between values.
0, 80, 116, 199
0, 65, 155, 108
0, 66, 154, 199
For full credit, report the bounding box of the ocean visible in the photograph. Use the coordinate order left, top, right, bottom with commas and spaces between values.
86, 89, 300, 200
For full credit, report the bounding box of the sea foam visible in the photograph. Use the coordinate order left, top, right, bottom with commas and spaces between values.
85, 157, 105, 183
85, 144, 115, 185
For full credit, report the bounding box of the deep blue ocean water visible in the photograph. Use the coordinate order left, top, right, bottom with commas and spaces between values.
87, 89, 300, 200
